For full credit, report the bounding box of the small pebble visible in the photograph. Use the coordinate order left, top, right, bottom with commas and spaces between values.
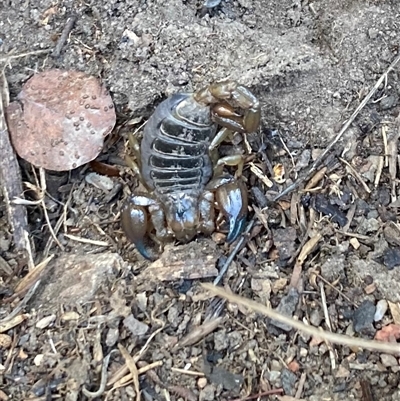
368, 28, 379, 39
203, 0, 221, 7
197, 377, 208, 389
353, 300, 376, 335
123, 314, 149, 336
374, 299, 388, 322
383, 247, 400, 270
105, 327, 120, 347
268, 370, 281, 382
299, 347, 308, 358
310, 308, 323, 326
36, 314, 56, 329
33, 354, 44, 366
281, 368, 297, 396
269, 288, 300, 331
380, 94, 398, 110
380, 354, 398, 367
61, 311, 80, 321
0, 334, 12, 348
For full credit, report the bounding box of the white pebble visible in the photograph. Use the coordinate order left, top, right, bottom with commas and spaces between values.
374, 299, 388, 322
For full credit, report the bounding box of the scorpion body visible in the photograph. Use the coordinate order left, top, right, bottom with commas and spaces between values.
140, 92, 215, 196
122, 80, 261, 260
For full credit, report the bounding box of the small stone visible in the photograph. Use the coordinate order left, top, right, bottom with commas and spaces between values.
310, 308, 323, 326
33, 354, 44, 366
270, 359, 281, 371
374, 300, 388, 322
197, 377, 208, 389
368, 28, 379, 39
268, 370, 281, 382
105, 327, 119, 347
208, 366, 243, 391
383, 247, 400, 270
350, 237, 360, 249
299, 348, 308, 358
269, 288, 300, 332
61, 311, 80, 321
356, 218, 380, 235
320, 255, 345, 282
123, 315, 149, 337
199, 384, 215, 401
0, 334, 12, 348
380, 354, 398, 367
36, 314, 56, 329
281, 368, 297, 396
380, 94, 398, 111
353, 300, 376, 336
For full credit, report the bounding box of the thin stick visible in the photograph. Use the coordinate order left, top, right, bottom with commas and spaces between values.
82, 351, 116, 399
202, 283, 400, 354
274, 52, 400, 202
0, 49, 52, 63
319, 281, 336, 370
52, 15, 78, 58
213, 219, 254, 285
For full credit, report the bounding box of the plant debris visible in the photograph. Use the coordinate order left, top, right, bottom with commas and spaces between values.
6, 69, 116, 171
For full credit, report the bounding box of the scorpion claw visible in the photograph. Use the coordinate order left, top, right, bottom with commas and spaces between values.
121, 201, 157, 261
226, 213, 247, 243
215, 179, 248, 243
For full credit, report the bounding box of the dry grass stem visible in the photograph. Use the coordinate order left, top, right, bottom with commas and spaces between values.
339, 157, 371, 194
249, 162, 273, 188
171, 367, 205, 376
374, 156, 384, 187
0, 49, 52, 63
64, 234, 110, 246
305, 167, 327, 190
202, 283, 400, 355
319, 282, 337, 370
0, 314, 28, 333
14, 255, 54, 294
118, 344, 141, 401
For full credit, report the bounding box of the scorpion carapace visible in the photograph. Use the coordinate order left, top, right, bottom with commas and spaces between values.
121, 80, 260, 260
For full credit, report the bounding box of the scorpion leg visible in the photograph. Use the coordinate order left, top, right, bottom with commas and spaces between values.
207, 176, 248, 243
213, 154, 244, 179
125, 133, 148, 187
121, 193, 160, 261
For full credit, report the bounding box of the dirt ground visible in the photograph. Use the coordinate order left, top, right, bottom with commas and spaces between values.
1, 0, 400, 400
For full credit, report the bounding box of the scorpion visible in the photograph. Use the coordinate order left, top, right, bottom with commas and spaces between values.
121, 80, 261, 260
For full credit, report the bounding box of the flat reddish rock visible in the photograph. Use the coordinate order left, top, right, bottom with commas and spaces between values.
6, 69, 116, 171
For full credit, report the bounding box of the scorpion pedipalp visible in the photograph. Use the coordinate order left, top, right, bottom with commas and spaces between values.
208, 176, 248, 243
121, 201, 156, 261
195, 80, 261, 133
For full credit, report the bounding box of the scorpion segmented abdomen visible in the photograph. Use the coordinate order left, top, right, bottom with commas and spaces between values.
141, 93, 217, 195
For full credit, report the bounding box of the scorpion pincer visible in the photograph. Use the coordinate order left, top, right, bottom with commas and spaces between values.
121, 80, 261, 260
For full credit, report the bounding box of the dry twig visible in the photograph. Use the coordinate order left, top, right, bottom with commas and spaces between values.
0, 71, 34, 268
202, 283, 400, 354
51, 14, 78, 58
